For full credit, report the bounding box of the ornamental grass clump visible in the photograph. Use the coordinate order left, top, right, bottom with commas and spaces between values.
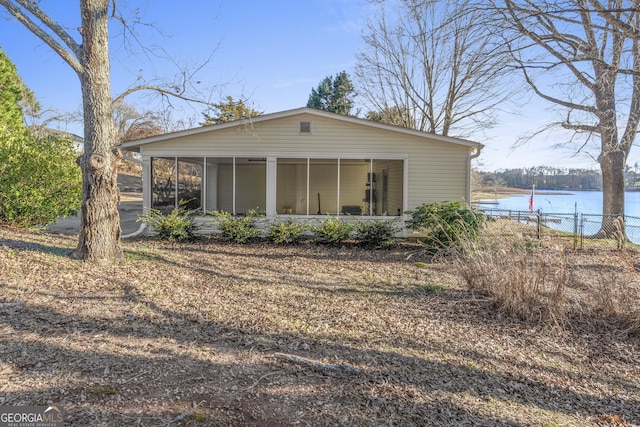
591, 275, 640, 335
455, 233, 568, 328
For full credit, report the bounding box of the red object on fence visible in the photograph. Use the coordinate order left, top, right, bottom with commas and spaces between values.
529, 187, 535, 212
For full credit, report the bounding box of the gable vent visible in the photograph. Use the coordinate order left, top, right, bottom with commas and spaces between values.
299, 121, 312, 134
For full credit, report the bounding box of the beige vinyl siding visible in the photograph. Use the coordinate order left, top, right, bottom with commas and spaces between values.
139, 113, 472, 210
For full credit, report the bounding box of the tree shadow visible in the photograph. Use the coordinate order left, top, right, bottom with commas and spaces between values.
0, 236, 74, 258
1, 286, 638, 426
2, 234, 638, 425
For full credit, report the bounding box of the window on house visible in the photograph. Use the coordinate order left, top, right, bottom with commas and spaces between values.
205, 157, 233, 212
235, 158, 266, 214
372, 159, 403, 216
177, 157, 203, 210
151, 157, 176, 213
339, 159, 368, 216
151, 156, 403, 216
310, 159, 338, 215
275, 158, 403, 216
277, 158, 307, 214
204, 157, 266, 214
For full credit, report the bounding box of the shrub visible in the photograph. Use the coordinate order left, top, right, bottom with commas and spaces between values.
354, 218, 400, 249
0, 132, 81, 228
311, 216, 353, 245
210, 210, 262, 244
405, 201, 486, 253
138, 206, 196, 242
267, 219, 307, 245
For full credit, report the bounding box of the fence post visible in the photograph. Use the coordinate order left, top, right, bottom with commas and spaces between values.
580, 214, 584, 250
573, 210, 578, 250
537, 209, 541, 240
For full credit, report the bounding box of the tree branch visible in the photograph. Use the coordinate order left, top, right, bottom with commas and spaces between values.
587, 0, 640, 39
0, 0, 84, 74
562, 122, 598, 132
111, 85, 213, 109
503, 0, 597, 91
518, 63, 598, 113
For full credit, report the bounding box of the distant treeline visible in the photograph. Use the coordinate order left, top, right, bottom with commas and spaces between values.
476, 166, 623, 191
477, 165, 640, 191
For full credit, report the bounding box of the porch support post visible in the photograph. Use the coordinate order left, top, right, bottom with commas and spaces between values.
142, 156, 152, 215
266, 157, 277, 217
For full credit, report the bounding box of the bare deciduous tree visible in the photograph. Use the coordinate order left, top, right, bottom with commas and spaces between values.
494, 0, 640, 235
355, 0, 514, 137
0, 0, 215, 260
113, 103, 165, 143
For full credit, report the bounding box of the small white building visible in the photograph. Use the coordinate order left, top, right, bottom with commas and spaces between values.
121, 108, 482, 224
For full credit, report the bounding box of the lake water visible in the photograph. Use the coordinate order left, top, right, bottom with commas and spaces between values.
474, 190, 640, 216
474, 190, 640, 243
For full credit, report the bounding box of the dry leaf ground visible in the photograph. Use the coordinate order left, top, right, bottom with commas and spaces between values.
0, 228, 639, 426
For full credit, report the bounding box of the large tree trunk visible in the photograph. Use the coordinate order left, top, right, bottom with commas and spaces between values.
598, 148, 626, 238
73, 0, 122, 261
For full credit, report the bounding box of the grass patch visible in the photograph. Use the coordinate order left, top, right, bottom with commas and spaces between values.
85, 386, 117, 396
415, 283, 446, 296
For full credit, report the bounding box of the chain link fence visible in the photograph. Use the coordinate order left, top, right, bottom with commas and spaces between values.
478, 208, 640, 251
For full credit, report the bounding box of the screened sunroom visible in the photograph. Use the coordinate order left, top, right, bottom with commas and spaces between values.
122, 108, 482, 233
149, 155, 404, 217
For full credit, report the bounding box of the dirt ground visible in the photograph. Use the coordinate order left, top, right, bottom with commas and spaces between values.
0, 229, 639, 426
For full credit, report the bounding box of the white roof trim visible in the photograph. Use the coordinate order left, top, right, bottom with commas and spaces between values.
121, 107, 483, 150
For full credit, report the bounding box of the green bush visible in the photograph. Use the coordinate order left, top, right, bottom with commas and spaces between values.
210, 210, 262, 244
267, 219, 307, 245
311, 216, 353, 245
138, 206, 196, 242
0, 132, 81, 228
405, 201, 486, 252
354, 218, 400, 249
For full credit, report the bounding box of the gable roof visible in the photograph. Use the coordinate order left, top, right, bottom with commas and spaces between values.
121, 107, 483, 150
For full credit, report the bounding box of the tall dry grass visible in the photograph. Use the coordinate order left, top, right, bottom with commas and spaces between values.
455, 236, 569, 327
454, 232, 640, 334
591, 275, 640, 335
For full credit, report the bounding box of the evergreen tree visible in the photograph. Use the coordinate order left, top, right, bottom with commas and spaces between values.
365, 106, 416, 129
0, 48, 27, 132
201, 96, 262, 126
0, 47, 81, 227
306, 71, 355, 115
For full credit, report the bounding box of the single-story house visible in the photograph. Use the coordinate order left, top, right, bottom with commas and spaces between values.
121, 107, 482, 233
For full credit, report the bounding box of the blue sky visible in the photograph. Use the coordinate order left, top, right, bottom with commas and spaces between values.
0, 0, 632, 172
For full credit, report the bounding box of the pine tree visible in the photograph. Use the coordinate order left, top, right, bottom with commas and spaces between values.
306, 71, 355, 115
